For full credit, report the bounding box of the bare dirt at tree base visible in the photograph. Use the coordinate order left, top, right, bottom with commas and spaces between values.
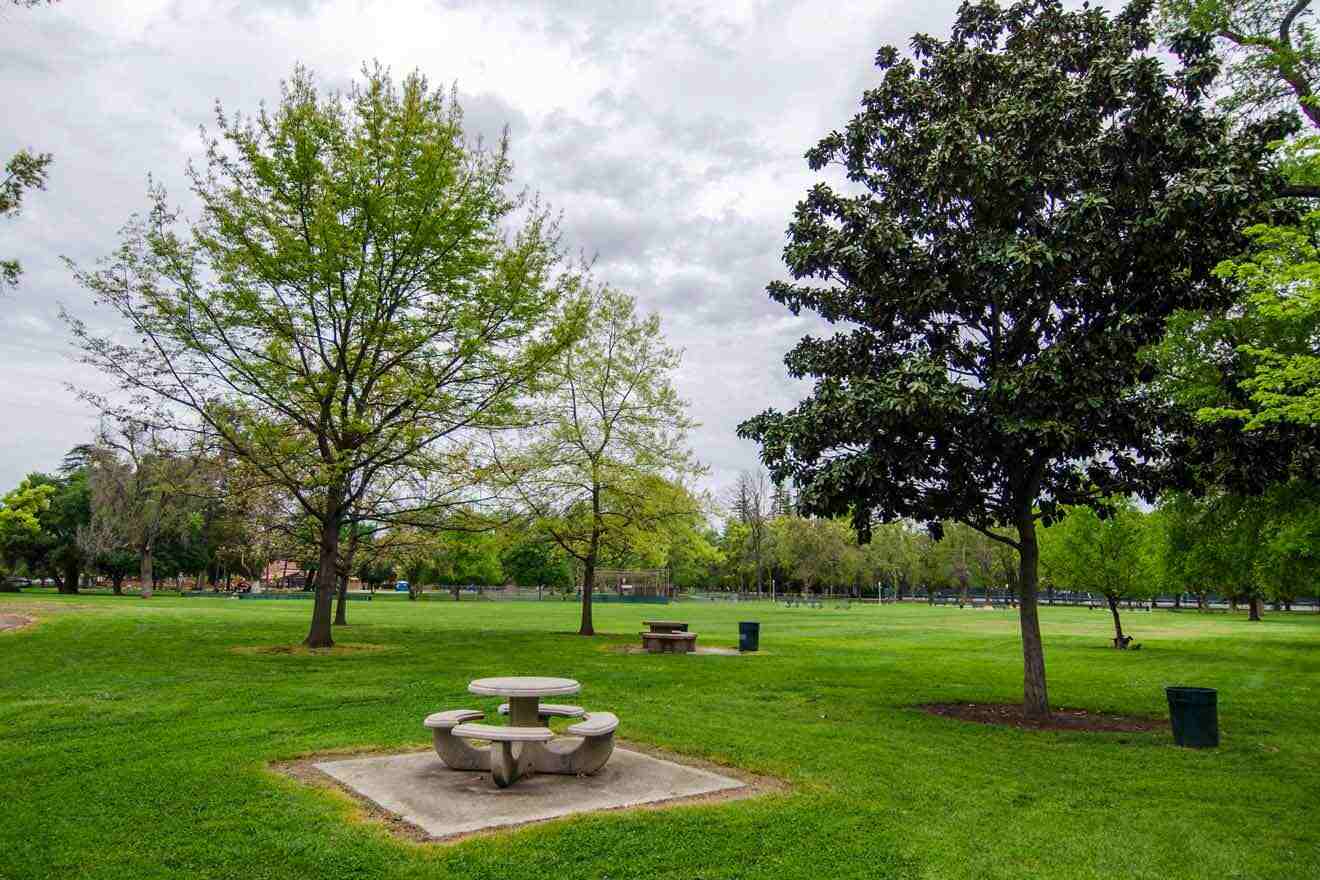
921, 702, 1165, 733
0, 614, 33, 632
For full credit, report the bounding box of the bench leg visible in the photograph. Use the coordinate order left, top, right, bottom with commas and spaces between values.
490, 741, 519, 787
431, 729, 491, 771
488, 740, 541, 788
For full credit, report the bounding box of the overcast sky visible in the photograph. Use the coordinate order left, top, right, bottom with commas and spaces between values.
0, 0, 962, 497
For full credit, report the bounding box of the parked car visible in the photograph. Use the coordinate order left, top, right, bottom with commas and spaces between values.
394, 580, 410, 592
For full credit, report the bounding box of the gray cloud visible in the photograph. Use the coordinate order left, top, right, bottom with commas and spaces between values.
0, 0, 964, 497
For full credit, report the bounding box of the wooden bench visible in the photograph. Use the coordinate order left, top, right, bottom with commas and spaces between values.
640, 631, 698, 653
451, 722, 555, 788
497, 702, 585, 720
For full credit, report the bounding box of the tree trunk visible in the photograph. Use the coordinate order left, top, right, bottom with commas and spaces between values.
1107, 594, 1126, 648
1248, 594, 1262, 622
111, 573, 123, 595
1015, 514, 1049, 719
304, 493, 342, 649
334, 570, 349, 626
58, 559, 81, 595
140, 543, 154, 599
579, 487, 602, 636
579, 547, 597, 636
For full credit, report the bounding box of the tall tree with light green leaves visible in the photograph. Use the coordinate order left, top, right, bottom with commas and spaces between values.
489, 286, 703, 635
1039, 501, 1157, 647
1152, 1, 1320, 481
67, 64, 582, 647
1158, 0, 1320, 137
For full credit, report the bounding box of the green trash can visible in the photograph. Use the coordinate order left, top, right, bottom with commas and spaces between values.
1166, 686, 1218, 748
739, 621, 760, 652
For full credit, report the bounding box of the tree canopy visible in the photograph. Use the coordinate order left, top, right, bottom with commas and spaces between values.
490, 287, 703, 635
740, 0, 1289, 717
67, 64, 581, 646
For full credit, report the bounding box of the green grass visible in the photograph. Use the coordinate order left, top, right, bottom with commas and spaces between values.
2, 594, 1317, 879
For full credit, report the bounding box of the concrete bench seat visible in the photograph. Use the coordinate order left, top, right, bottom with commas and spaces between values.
497, 702, 585, 720
640, 631, 698, 653
424, 709, 490, 772
423, 708, 484, 730
537, 711, 619, 776
451, 722, 555, 742
566, 711, 618, 737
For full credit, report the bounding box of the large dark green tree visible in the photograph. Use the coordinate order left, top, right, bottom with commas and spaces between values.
739, 0, 1289, 717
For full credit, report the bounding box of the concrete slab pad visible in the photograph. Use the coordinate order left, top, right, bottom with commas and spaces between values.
313, 747, 747, 839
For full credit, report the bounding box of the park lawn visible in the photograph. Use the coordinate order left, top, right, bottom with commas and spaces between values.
1, 595, 1316, 880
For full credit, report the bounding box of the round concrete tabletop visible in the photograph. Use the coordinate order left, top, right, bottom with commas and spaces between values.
468, 676, 581, 697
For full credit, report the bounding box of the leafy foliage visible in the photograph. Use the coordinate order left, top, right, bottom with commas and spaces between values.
67, 65, 580, 645
490, 287, 703, 634
1158, 0, 1320, 128
739, 0, 1289, 715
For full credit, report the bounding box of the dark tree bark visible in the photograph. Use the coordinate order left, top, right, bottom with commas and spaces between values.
1107, 594, 1127, 648
304, 488, 343, 649
56, 559, 80, 595
1248, 595, 1263, 621
1015, 514, 1049, 719
111, 573, 124, 595
579, 547, 597, 636
578, 488, 602, 636
334, 571, 349, 626
140, 542, 154, 599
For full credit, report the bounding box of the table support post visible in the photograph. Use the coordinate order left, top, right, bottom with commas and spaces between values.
507, 696, 541, 728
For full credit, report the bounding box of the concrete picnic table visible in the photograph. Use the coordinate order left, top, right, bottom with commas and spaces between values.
640, 620, 698, 653
642, 620, 689, 633
469, 675, 581, 727
424, 676, 619, 788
